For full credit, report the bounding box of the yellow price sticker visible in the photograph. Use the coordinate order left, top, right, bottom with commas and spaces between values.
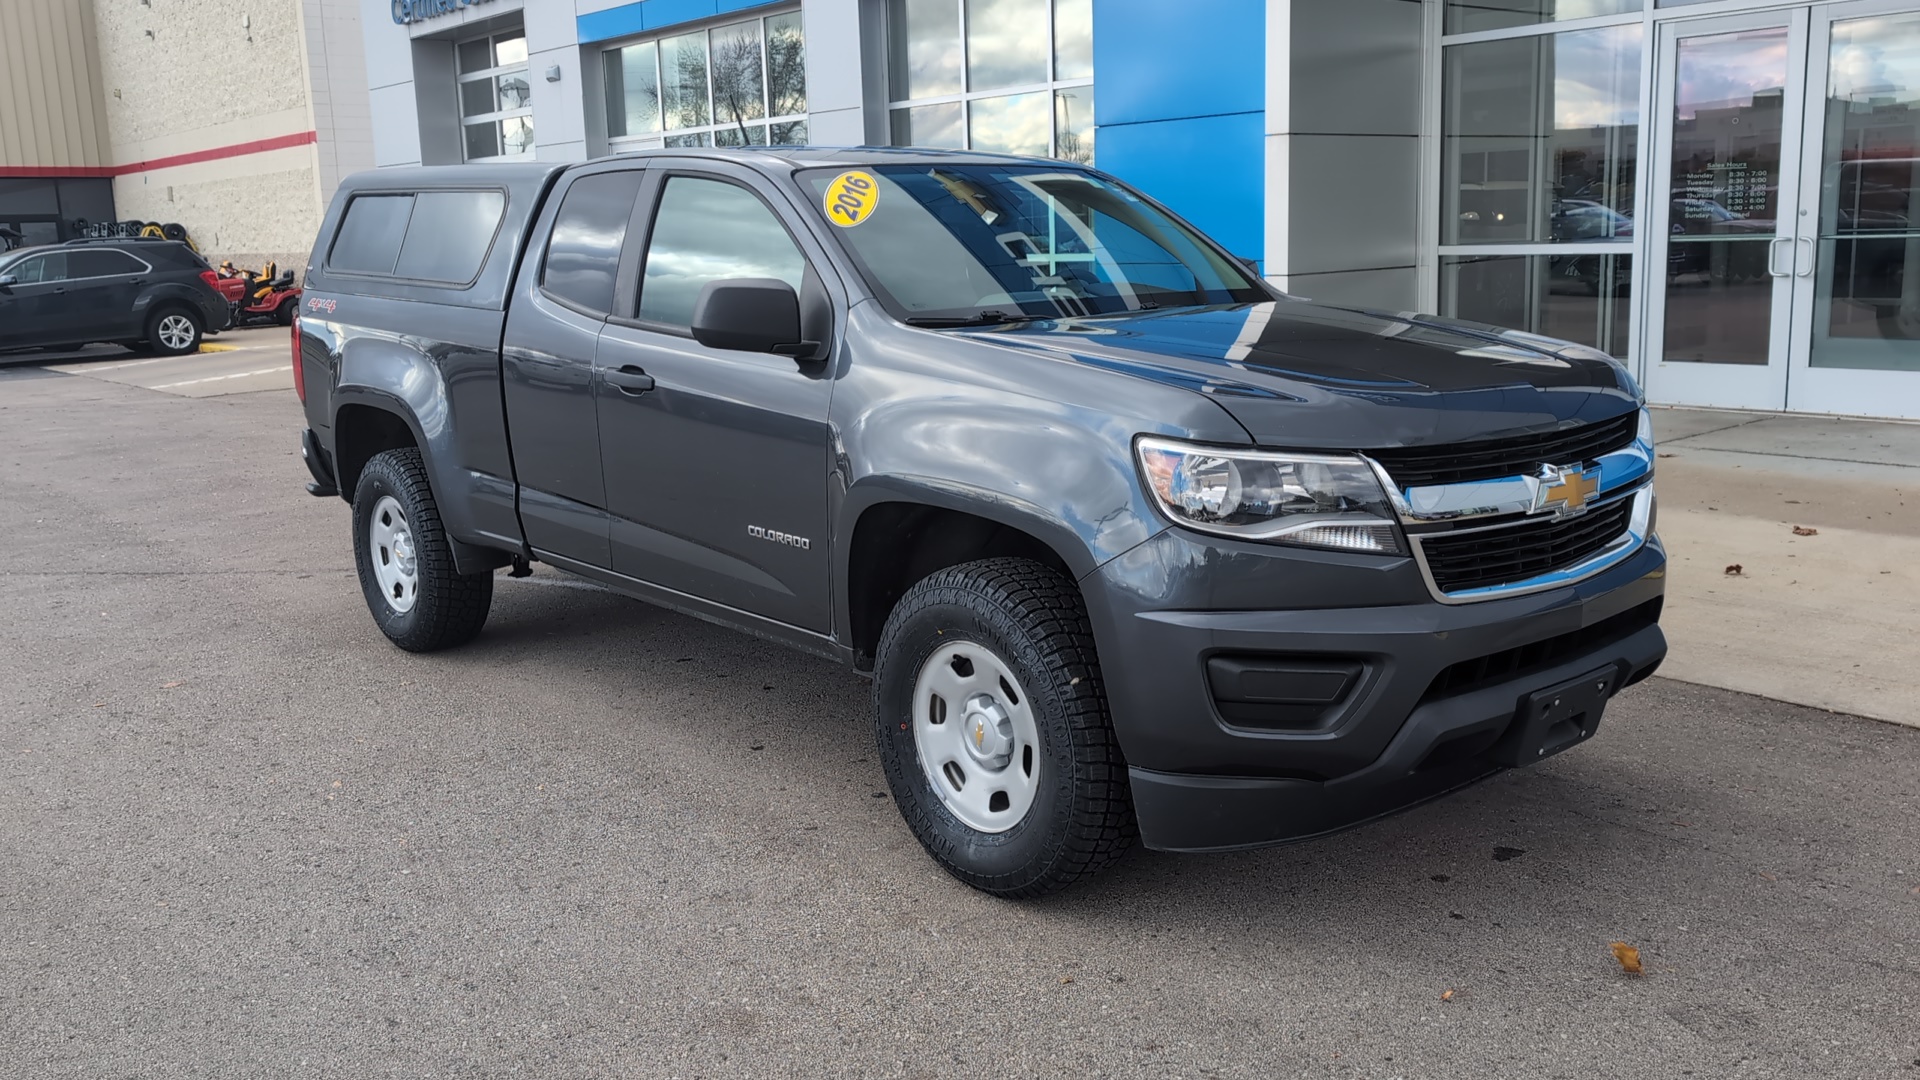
823, 170, 880, 228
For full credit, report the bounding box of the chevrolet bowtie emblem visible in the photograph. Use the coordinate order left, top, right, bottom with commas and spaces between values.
1534, 463, 1601, 517
973, 721, 986, 748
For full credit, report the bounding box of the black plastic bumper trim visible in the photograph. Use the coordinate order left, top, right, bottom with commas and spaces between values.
1129, 621, 1667, 852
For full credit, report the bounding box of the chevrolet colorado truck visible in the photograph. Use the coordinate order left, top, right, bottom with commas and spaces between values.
294, 148, 1666, 897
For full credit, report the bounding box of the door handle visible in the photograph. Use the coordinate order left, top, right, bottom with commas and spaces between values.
603, 365, 655, 395
1767, 237, 1792, 277
1796, 236, 1814, 277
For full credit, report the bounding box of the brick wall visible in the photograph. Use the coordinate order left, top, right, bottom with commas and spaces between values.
92, 0, 339, 272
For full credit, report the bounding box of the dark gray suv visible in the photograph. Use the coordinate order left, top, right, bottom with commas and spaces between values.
0, 238, 230, 356
294, 149, 1666, 897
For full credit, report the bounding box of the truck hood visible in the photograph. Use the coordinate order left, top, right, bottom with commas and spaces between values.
960, 301, 1642, 449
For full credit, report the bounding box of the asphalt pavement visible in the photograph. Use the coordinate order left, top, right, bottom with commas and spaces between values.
1, 362, 1917, 1079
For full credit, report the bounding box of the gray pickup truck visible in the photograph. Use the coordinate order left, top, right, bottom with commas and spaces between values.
294, 148, 1666, 897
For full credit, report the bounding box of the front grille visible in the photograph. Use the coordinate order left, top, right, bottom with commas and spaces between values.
1418, 496, 1635, 594
1369, 412, 1639, 489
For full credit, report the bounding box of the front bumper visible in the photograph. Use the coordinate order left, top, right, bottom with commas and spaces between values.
1082, 527, 1667, 852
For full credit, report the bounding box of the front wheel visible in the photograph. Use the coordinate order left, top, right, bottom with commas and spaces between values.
351, 448, 493, 652
874, 558, 1135, 898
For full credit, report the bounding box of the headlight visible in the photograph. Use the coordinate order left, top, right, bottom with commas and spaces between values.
1135, 437, 1405, 555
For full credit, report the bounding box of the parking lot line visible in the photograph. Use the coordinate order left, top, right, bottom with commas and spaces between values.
151, 367, 288, 389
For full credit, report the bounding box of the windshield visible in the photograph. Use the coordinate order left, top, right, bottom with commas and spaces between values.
803, 164, 1269, 322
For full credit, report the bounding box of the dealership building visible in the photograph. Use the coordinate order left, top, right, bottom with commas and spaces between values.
7, 0, 1913, 418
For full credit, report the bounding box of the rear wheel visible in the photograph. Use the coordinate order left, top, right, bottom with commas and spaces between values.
144, 307, 201, 355
351, 448, 493, 652
874, 558, 1135, 898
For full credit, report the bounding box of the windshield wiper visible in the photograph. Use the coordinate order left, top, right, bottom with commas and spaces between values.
903, 310, 1047, 328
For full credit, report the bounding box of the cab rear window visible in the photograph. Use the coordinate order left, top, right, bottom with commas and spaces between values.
328, 190, 505, 284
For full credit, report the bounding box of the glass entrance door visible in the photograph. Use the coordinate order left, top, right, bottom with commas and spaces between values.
1642, 1, 1920, 418
1787, 1, 1920, 418
1643, 11, 1812, 410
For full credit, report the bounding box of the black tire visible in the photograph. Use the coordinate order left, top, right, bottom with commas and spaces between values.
351, 448, 492, 652
143, 306, 202, 356
275, 298, 296, 326
874, 557, 1135, 898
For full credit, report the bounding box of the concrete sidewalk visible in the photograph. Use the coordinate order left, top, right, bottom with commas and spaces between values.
1649, 406, 1919, 728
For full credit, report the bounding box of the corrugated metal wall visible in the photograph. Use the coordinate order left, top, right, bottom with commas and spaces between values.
0, 0, 112, 170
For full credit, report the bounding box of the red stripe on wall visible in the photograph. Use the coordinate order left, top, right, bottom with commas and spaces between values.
0, 130, 317, 179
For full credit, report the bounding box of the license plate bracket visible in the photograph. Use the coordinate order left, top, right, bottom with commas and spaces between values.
1490, 664, 1619, 768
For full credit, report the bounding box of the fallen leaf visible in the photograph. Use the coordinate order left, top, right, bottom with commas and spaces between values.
1440, 989, 1456, 1002
160, 681, 183, 689
1060, 976, 1074, 985
1657, 452, 1676, 459
1492, 845, 1526, 862
92, 702, 107, 708
1791, 525, 1818, 536
1759, 872, 1777, 881
1671, 820, 1692, 827
1724, 564, 1744, 576
331, 780, 342, 788
1610, 941, 1644, 975
1785, 499, 1802, 504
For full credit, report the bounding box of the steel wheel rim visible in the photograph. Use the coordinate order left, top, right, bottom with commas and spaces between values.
911, 640, 1042, 834
368, 495, 419, 614
157, 314, 195, 350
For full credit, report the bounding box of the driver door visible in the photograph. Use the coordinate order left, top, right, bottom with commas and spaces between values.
593, 163, 839, 633
0, 251, 76, 347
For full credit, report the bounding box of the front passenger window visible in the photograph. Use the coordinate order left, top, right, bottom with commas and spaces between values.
637, 176, 806, 328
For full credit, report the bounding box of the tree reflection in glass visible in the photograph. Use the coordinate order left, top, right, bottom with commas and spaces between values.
767, 12, 807, 118
660, 30, 710, 130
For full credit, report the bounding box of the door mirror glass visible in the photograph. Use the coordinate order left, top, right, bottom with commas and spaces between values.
690, 278, 804, 353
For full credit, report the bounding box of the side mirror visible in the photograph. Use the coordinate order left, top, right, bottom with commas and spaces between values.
690, 278, 814, 356
0, 274, 16, 288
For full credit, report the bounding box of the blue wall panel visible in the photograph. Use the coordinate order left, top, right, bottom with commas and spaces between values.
578, 0, 777, 44
1092, 0, 1265, 265
1092, 0, 1265, 127
1096, 112, 1266, 265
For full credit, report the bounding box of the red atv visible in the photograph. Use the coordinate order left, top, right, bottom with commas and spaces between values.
215, 261, 301, 327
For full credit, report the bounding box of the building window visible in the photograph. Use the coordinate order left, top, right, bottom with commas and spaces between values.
604, 10, 809, 149
886, 0, 1094, 164
459, 30, 534, 161
1437, 17, 1641, 357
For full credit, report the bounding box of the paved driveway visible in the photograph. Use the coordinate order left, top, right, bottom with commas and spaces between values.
2, 366, 1916, 1079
